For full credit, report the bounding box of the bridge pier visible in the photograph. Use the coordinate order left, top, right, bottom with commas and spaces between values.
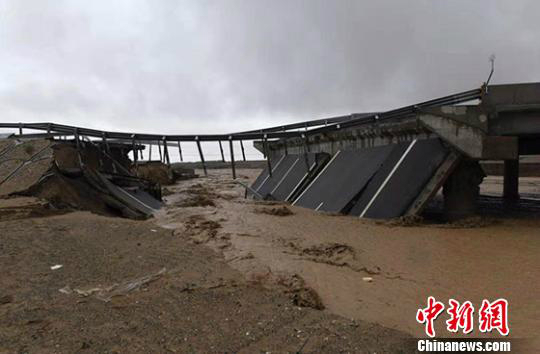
443, 160, 486, 220
503, 159, 520, 202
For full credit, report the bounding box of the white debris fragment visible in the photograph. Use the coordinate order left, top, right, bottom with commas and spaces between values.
50, 264, 63, 270
362, 277, 373, 282
58, 286, 72, 294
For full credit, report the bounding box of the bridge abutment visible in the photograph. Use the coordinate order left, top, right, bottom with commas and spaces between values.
442, 160, 486, 220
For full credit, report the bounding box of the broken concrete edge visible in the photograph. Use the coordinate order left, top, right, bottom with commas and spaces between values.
417, 113, 518, 160
255, 110, 518, 162
253, 120, 432, 158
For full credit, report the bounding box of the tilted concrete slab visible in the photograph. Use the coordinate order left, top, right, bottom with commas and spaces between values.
254, 138, 455, 218
250, 153, 329, 201
292, 146, 396, 213
349, 139, 449, 218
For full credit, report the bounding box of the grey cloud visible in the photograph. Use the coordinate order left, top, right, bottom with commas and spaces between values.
1, 0, 540, 136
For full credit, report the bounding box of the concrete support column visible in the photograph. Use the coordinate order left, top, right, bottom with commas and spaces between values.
443, 160, 486, 220
503, 159, 520, 202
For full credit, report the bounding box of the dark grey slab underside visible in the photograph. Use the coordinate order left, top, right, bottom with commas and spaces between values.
349, 138, 449, 218
251, 153, 322, 201
293, 145, 396, 212
256, 155, 299, 198
250, 155, 286, 192
271, 154, 317, 201
291, 138, 449, 218
251, 139, 450, 219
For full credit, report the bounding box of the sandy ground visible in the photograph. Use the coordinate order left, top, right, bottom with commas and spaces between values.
156, 169, 540, 351
0, 201, 412, 352
1, 168, 538, 352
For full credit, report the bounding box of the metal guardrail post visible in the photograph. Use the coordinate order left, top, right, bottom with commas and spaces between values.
218, 141, 225, 162
263, 134, 272, 177
302, 133, 310, 168
139, 141, 144, 160
74, 128, 84, 168
177, 141, 183, 162
239, 140, 246, 161
229, 136, 236, 179
101, 132, 110, 152
163, 137, 171, 166
195, 136, 207, 176
131, 134, 138, 169
101, 132, 116, 173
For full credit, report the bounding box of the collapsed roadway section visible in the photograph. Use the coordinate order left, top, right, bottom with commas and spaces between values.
1, 82, 539, 220
250, 83, 540, 219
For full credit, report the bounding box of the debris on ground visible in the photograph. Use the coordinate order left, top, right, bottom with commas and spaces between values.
61, 268, 167, 302
171, 166, 197, 180
0, 295, 13, 305
290, 286, 325, 310
283, 241, 356, 265
277, 274, 325, 310
175, 195, 216, 207
182, 216, 222, 244
255, 205, 294, 216
174, 183, 219, 207
135, 161, 197, 185
134, 161, 175, 185
377, 214, 424, 227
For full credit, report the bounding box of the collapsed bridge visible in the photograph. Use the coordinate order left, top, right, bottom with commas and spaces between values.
1, 82, 539, 219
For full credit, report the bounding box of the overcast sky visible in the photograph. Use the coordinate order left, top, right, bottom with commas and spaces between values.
1, 1, 539, 159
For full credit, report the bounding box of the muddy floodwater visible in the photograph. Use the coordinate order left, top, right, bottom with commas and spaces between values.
157, 169, 540, 349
